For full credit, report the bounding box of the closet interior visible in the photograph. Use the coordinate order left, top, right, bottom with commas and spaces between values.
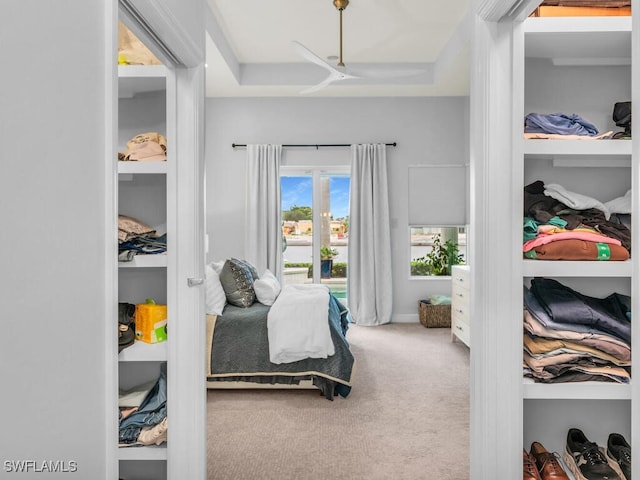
117, 20, 170, 480
516, 12, 633, 476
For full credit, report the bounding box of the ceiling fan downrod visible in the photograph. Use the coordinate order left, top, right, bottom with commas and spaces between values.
333, 0, 349, 67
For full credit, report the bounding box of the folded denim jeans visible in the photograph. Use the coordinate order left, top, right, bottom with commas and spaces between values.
119, 363, 167, 444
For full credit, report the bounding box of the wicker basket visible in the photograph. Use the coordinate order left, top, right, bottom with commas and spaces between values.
418, 300, 451, 328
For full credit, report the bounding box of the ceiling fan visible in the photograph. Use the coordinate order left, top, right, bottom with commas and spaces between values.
292, 0, 425, 94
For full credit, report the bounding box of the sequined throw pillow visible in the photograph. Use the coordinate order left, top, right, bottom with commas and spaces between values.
219, 258, 258, 308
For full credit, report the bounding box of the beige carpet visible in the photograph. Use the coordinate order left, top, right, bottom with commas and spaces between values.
206, 323, 470, 480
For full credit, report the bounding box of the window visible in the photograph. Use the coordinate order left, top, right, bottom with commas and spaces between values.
281, 167, 350, 303
406, 164, 467, 277
410, 226, 467, 277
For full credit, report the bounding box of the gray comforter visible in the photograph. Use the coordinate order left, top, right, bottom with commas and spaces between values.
208, 295, 354, 400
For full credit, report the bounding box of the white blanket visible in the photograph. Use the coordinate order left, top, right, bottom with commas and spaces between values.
267, 284, 334, 364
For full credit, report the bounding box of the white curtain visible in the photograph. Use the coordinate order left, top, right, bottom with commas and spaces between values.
245, 144, 283, 279
348, 144, 393, 325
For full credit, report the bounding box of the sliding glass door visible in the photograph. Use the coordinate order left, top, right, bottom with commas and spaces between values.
281, 167, 350, 304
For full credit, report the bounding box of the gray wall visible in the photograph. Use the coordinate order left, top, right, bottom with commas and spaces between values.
0, 2, 204, 477
0, 2, 114, 477
206, 96, 469, 320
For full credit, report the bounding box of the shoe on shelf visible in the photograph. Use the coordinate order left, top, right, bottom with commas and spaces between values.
606, 433, 631, 480
524, 448, 543, 480
562, 428, 622, 480
530, 441, 570, 480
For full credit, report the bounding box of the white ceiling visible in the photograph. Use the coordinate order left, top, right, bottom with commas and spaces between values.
205, 0, 471, 98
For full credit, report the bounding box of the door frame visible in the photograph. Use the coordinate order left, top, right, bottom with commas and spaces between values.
108, 4, 206, 478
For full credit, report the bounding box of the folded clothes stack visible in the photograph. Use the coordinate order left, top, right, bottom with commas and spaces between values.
118, 214, 167, 261
523, 279, 631, 384
523, 180, 631, 261
118, 363, 168, 447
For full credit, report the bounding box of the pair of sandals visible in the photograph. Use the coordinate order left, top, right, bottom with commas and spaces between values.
612, 129, 630, 139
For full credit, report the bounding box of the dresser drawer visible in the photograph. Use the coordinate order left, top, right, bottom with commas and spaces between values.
451, 282, 470, 309
452, 302, 470, 325
451, 265, 470, 288
452, 317, 470, 347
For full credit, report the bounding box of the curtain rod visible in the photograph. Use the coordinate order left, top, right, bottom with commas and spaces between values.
232, 142, 397, 149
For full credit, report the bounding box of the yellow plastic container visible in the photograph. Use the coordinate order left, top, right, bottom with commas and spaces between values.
134, 304, 167, 343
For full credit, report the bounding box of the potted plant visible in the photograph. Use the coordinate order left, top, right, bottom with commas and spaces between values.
320, 245, 338, 279
412, 234, 463, 276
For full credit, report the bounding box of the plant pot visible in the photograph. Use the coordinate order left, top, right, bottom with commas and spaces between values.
321, 259, 333, 279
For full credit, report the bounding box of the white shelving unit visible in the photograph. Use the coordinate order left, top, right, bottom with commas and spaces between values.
119, 161, 168, 175
516, 14, 633, 464
523, 379, 631, 401
118, 445, 167, 461
522, 259, 632, 278
118, 255, 168, 269
117, 64, 169, 478
523, 139, 632, 157
118, 65, 166, 99
118, 340, 168, 363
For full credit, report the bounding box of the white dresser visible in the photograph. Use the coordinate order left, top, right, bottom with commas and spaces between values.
450, 265, 470, 347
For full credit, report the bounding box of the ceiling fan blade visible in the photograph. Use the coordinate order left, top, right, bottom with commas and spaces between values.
291, 40, 337, 74
299, 69, 358, 95
299, 75, 337, 95
346, 66, 426, 79
292, 41, 359, 94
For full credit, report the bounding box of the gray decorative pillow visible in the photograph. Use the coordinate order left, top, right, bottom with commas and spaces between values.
219, 259, 257, 307
236, 258, 259, 281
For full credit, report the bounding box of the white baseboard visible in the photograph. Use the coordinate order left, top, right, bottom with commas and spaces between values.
392, 313, 420, 323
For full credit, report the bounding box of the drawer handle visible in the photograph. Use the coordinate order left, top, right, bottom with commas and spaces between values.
456, 293, 464, 298
456, 325, 463, 331
455, 308, 464, 314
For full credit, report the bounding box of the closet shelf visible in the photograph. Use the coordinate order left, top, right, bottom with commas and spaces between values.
118, 162, 167, 175
523, 139, 631, 159
523, 378, 631, 400
525, 16, 631, 63
522, 259, 631, 278
118, 341, 167, 362
118, 444, 167, 461
119, 255, 167, 268
118, 65, 167, 99
118, 65, 166, 77
525, 15, 631, 34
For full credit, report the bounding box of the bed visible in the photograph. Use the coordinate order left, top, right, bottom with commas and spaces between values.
205, 260, 355, 400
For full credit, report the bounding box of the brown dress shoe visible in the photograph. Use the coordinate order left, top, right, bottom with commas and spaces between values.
524, 448, 543, 480
530, 442, 570, 480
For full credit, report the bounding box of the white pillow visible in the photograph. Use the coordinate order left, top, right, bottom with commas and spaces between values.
253, 269, 281, 306
209, 260, 225, 274
205, 264, 226, 315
